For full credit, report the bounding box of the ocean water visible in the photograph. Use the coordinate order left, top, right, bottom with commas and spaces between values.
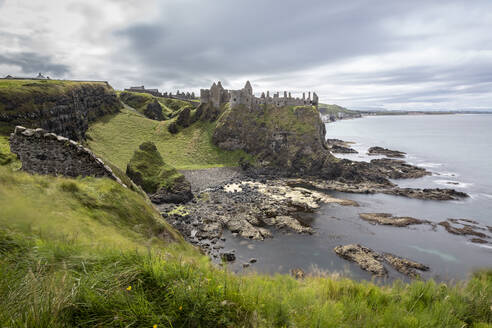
223, 114, 492, 282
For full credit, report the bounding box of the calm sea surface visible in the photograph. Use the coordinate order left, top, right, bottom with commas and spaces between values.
223, 114, 492, 282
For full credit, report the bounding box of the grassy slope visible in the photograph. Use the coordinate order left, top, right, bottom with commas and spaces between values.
1, 115, 492, 326
0, 79, 112, 113
87, 108, 250, 170
119, 91, 193, 119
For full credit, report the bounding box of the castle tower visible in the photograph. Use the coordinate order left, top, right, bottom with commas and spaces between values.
244, 81, 253, 95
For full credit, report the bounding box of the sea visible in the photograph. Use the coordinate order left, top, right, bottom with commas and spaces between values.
223, 114, 492, 282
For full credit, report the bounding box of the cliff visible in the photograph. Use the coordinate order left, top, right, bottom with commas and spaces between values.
9, 126, 125, 186
212, 103, 336, 175
0, 79, 121, 140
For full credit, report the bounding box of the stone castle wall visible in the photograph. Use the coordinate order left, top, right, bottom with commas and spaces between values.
10, 126, 125, 186
200, 81, 318, 110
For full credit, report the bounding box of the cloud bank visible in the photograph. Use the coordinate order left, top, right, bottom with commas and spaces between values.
1, 0, 492, 110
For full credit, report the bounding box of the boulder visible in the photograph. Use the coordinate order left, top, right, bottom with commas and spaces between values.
143, 99, 165, 121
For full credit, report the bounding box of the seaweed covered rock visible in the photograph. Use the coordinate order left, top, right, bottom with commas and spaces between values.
126, 141, 192, 203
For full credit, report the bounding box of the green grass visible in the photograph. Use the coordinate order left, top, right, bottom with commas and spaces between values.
0, 79, 113, 113
87, 108, 252, 170
119, 91, 194, 119
0, 140, 491, 327
126, 141, 184, 193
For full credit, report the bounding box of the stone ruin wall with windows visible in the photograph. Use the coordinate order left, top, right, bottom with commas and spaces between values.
200, 81, 319, 110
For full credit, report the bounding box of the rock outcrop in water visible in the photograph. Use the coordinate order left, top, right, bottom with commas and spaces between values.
359, 213, 431, 227
368, 146, 406, 158
0, 81, 121, 140
334, 244, 429, 278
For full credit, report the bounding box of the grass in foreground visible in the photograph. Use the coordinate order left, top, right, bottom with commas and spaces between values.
87, 108, 251, 170
0, 154, 491, 326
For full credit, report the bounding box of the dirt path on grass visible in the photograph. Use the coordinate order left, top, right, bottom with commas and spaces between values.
180, 167, 243, 192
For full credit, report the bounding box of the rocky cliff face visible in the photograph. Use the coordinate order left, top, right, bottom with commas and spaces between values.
0, 82, 121, 140
212, 103, 335, 175
10, 126, 124, 185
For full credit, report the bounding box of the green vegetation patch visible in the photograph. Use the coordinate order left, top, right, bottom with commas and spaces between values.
126, 141, 184, 193
119, 91, 194, 119
0, 135, 19, 168
87, 108, 252, 170
0, 79, 112, 113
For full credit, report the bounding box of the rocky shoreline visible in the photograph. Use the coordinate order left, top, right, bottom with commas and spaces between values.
157, 146, 473, 278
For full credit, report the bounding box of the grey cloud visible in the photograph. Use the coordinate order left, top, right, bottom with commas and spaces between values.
0, 52, 70, 77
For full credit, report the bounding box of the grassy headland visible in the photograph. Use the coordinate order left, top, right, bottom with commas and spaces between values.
87, 108, 251, 170
0, 79, 113, 113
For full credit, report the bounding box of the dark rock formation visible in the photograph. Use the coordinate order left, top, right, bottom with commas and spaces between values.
168, 122, 179, 134
334, 244, 387, 276
368, 146, 406, 158
213, 103, 335, 175
0, 82, 121, 140
359, 213, 430, 227
143, 100, 165, 121
9, 126, 124, 185
369, 158, 430, 179
326, 139, 358, 154
126, 141, 192, 204
150, 179, 194, 204
334, 244, 429, 278
176, 106, 191, 128
438, 220, 488, 238
387, 188, 469, 200
290, 178, 469, 201
381, 253, 429, 278
220, 250, 236, 262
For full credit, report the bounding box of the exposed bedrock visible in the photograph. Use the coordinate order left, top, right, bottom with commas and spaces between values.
368, 146, 406, 158
143, 99, 165, 121
159, 178, 358, 258
359, 213, 431, 227
326, 139, 358, 154
9, 126, 124, 185
0, 82, 121, 140
286, 178, 469, 201
334, 244, 429, 278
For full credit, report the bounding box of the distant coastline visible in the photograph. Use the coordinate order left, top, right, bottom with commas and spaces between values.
321, 104, 492, 123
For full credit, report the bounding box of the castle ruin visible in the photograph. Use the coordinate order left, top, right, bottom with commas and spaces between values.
200, 81, 318, 109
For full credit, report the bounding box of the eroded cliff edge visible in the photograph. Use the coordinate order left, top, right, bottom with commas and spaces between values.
0, 80, 121, 140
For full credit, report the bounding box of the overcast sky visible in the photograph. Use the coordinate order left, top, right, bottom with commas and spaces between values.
1, 0, 492, 110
